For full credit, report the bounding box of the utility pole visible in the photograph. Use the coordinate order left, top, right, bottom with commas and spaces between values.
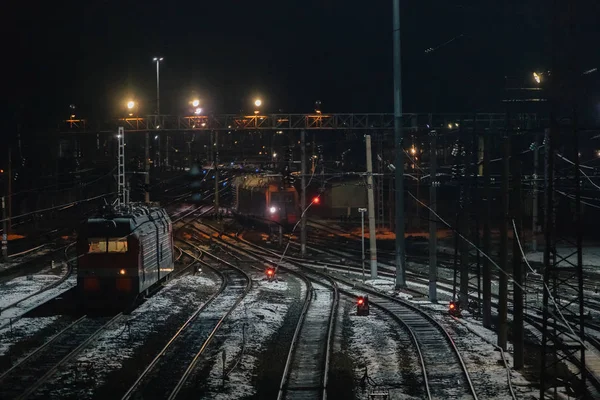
392, 0, 406, 288
428, 130, 437, 302
359, 207, 367, 282
497, 129, 510, 350
512, 132, 524, 370
482, 130, 492, 328
214, 131, 219, 216
365, 135, 378, 279
1, 196, 7, 261
7, 148, 12, 232
532, 131, 541, 252
300, 130, 307, 257
145, 132, 150, 203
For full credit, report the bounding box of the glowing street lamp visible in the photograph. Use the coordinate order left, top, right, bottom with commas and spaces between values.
533, 72, 542, 84
194, 107, 203, 115
126, 100, 137, 117
254, 99, 262, 107
192, 99, 200, 107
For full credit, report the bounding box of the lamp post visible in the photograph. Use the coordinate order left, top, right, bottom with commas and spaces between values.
153, 57, 163, 115
359, 207, 367, 282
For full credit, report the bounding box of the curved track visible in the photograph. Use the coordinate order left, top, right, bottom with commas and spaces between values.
201, 221, 478, 399
190, 222, 341, 400
120, 245, 251, 400
0, 243, 75, 331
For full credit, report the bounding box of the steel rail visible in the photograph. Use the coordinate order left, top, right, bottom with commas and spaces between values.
120, 247, 227, 400
16, 313, 124, 400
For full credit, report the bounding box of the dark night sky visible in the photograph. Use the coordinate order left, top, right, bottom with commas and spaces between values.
4, 0, 600, 132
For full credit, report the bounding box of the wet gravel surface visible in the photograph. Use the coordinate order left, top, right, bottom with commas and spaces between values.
25, 269, 221, 400
336, 297, 425, 400
176, 270, 303, 400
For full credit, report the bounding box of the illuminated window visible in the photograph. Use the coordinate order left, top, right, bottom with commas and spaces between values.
107, 239, 128, 253
88, 238, 108, 253
88, 238, 128, 253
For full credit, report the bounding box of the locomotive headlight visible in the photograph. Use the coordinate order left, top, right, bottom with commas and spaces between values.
269, 206, 277, 214
119, 269, 126, 275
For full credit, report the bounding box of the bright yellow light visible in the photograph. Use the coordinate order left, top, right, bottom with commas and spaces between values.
410, 147, 416, 155
127, 101, 135, 109
192, 99, 200, 107
254, 99, 262, 107
119, 269, 126, 275
447, 123, 453, 129
533, 72, 541, 84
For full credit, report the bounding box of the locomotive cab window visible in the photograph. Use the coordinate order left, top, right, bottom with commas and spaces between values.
87, 238, 128, 253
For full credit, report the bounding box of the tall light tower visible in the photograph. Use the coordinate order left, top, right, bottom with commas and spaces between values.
393, 0, 406, 288
153, 57, 164, 115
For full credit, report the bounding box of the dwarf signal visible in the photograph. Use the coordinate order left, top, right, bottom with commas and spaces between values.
266, 267, 276, 281
357, 295, 369, 316
449, 300, 461, 317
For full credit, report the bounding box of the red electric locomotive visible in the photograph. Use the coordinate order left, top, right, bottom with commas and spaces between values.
76, 203, 174, 308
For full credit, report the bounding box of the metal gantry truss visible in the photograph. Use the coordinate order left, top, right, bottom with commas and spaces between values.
539, 119, 586, 399
60, 113, 541, 133
117, 127, 126, 206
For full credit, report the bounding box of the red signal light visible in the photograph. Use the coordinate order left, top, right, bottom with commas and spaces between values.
357, 297, 364, 305
266, 268, 275, 276
313, 196, 320, 204
449, 303, 455, 309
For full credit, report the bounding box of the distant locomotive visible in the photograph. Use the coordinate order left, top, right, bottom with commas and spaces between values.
76, 203, 174, 307
232, 174, 299, 227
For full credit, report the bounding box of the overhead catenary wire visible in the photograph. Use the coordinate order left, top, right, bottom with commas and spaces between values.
0, 192, 117, 224
511, 219, 587, 348
407, 191, 524, 291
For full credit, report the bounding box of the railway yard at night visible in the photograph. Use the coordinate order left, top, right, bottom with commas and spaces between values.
4, 1, 600, 399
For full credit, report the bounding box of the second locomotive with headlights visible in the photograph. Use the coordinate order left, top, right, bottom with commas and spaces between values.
232, 174, 299, 228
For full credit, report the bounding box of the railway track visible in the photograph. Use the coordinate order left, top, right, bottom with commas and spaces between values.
277, 271, 338, 400
338, 279, 477, 399
120, 245, 251, 400
286, 230, 600, 397
0, 243, 76, 331
189, 222, 342, 400
195, 222, 478, 399
0, 313, 123, 400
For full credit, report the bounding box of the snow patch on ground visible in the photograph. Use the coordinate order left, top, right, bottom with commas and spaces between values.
200, 275, 294, 399
363, 278, 414, 300
0, 276, 75, 324
0, 316, 60, 357
0, 263, 68, 310
346, 302, 424, 400
37, 273, 219, 398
